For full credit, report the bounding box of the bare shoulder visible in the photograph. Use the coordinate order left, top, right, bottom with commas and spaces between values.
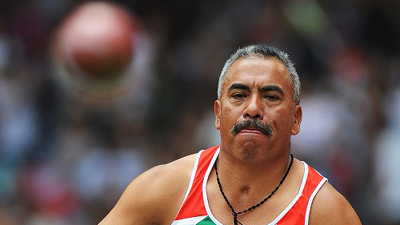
99, 153, 198, 225
310, 181, 362, 225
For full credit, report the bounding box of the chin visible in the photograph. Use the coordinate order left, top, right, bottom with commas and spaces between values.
242, 143, 263, 159
221, 138, 271, 162
235, 140, 270, 162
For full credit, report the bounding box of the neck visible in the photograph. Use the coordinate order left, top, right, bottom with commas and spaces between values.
214, 151, 294, 224
216, 148, 292, 199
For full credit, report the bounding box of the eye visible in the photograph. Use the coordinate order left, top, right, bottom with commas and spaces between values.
232, 93, 247, 99
264, 94, 280, 101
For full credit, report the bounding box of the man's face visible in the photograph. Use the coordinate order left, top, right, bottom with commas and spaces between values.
214, 57, 302, 160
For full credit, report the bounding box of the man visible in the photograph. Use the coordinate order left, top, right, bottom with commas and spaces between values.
99, 45, 361, 224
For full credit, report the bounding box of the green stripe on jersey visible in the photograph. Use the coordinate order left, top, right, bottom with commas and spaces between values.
197, 216, 216, 225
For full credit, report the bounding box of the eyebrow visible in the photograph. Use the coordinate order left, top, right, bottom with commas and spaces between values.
228, 83, 284, 96
260, 85, 284, 96
228, 83, 250, 92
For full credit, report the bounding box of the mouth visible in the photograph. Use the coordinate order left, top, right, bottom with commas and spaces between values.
239, 128, 264, 134
231, 120, 273, 136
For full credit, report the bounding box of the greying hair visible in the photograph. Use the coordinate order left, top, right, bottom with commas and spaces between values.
217, 45, 301, 105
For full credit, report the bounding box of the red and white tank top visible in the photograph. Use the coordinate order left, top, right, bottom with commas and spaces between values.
172, 146, 327, 225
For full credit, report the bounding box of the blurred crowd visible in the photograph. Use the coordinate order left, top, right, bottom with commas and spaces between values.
0, 0, 399, 224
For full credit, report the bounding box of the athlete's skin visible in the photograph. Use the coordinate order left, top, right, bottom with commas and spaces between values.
99, 54, 362, 225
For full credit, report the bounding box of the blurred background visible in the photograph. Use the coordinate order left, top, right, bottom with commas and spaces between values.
0, 0, 399, 224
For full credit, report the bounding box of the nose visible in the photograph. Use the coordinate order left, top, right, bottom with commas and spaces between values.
243, 94, 263, 120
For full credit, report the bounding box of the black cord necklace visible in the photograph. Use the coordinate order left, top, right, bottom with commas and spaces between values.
214, 154, 294, 225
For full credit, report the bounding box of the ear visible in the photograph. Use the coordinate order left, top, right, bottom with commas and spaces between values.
214, 100, 221, 130
291, 105, 302, 135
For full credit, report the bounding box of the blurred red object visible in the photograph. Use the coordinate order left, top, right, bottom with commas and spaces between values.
52, 1, 137, 81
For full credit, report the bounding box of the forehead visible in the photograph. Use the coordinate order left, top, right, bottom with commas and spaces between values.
224, 57, 291, 90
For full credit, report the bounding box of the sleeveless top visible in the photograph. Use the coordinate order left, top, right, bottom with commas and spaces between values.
172, 146, 327, 225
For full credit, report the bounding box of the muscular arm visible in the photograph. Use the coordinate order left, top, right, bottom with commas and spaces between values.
98, 154, 196, 225
310, 182, 362, 225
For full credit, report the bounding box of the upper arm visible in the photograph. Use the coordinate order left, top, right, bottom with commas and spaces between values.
98, 155, 196, 225
309, 182, 362, 225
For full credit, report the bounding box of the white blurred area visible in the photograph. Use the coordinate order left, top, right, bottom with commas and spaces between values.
373, 88, 400, 223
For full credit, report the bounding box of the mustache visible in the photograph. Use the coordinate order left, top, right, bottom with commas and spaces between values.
230, 119, 273, 136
